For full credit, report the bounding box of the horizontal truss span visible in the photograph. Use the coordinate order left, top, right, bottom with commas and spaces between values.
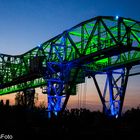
1, 16, 140, 95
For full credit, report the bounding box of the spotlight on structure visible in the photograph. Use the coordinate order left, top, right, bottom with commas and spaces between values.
116, 16, 119, 20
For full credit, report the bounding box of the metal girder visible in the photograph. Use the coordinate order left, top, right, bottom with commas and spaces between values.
1, 16, 140, 94
44, 61, 82, 117
92, 67, 130, 118
1, 16, 140, 117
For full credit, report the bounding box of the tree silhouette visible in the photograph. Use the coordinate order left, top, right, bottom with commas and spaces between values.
15, 88, 38, 108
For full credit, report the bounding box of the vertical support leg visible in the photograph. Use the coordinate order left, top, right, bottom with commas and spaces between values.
118, 67, 130, 117
46, 79, 66, 118
44, 61, 79, 118
92, 67, 130, 118
108, 71, 116, 116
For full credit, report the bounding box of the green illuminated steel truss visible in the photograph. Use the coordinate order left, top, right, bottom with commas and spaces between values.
0, 16, 140, 95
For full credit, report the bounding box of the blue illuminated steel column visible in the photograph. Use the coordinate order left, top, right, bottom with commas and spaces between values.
92, 67, 130, 118
44, 62, 70, 118
43, 34, 75, 118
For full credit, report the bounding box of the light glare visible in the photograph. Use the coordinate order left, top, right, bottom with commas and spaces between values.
116, 16, 119, 20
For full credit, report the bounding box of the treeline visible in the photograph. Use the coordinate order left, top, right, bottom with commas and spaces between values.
0, 104, 140, 139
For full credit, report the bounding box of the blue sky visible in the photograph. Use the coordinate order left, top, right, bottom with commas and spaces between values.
0, 0, 140, 110
0, 0, 140, 54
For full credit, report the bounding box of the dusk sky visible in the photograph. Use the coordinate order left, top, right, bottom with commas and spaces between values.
0, 0, 140, 111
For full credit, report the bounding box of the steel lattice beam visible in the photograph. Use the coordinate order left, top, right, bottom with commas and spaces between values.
0, 16, 140, 94
1, 16, 140, 117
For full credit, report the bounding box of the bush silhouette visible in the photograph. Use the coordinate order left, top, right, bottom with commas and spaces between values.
0, 104, 140, 139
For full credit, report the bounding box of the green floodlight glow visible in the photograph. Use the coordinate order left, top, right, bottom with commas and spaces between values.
96, 58, 108, 64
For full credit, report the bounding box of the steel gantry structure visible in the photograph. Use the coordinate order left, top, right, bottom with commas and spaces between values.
0, 16, 140, 118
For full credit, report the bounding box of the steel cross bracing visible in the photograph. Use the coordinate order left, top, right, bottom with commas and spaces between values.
0, 16, 140, 117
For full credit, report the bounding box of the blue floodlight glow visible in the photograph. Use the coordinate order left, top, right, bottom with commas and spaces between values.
38, 44, 41, 48
116, 114, 118, 119
116, 16, 119, 20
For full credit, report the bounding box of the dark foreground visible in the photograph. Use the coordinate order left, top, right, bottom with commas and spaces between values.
0, 105, 140, 140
